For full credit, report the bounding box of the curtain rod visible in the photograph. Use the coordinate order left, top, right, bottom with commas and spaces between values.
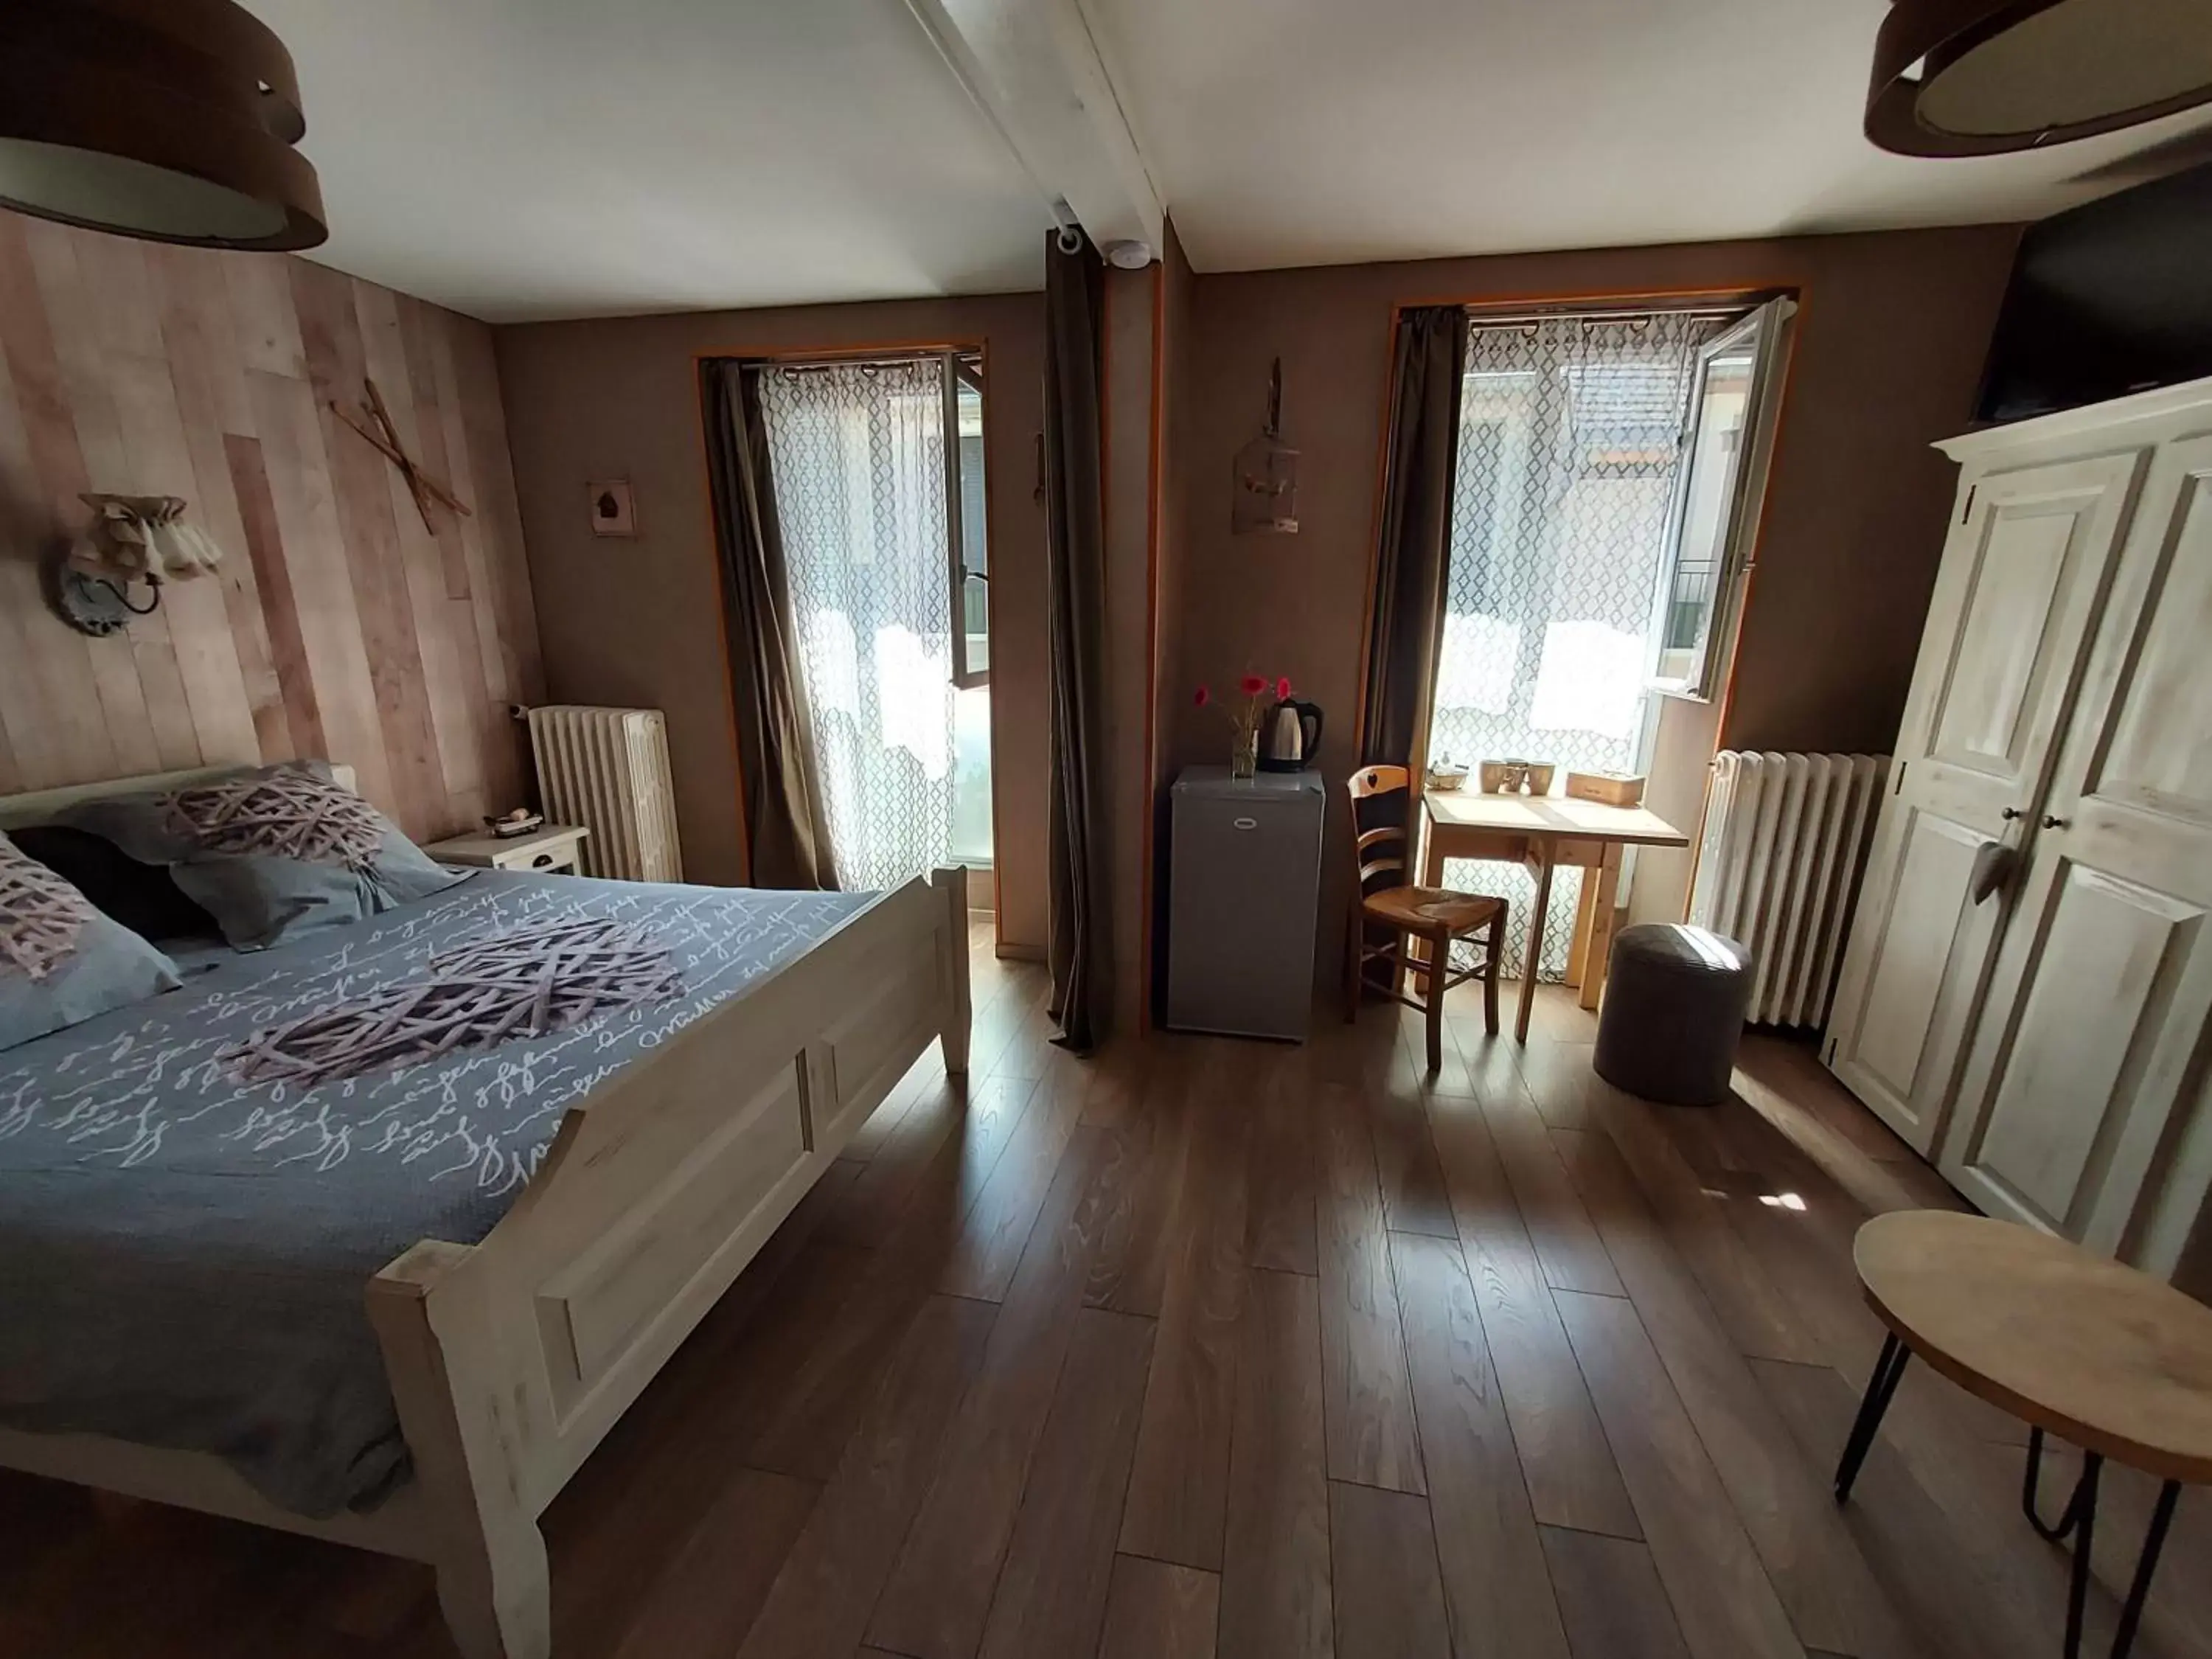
757, 349, 981, 374
1465, 302, 1748, 331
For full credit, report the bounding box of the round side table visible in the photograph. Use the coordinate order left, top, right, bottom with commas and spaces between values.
1834, 1211, 2212, 1659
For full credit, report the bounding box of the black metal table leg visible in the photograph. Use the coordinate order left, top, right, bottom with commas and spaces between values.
2109, 1479, 2182, 1659
1834, 1330, 1910, 1503
2025, 1425, 2101, 1541
2022, 1431, 2182, 1659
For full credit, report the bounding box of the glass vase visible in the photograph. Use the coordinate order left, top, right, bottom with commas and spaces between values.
1231, 727, 1258, 779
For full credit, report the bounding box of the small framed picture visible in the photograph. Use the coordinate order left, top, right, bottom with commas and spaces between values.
587, 479, 637, 537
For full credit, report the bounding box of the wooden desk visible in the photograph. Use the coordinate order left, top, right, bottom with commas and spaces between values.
1420, 789, 1687, 1041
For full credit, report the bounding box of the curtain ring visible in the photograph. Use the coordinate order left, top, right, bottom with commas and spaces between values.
1056, 223, 1083, 255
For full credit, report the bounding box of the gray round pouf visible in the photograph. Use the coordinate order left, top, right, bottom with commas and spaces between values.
1594, 923, 1755, 1106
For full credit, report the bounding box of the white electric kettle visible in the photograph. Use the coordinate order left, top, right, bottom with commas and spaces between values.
1258, 698, 1324, 772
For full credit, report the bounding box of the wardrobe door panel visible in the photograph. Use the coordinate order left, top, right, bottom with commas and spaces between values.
1827, 452, 2143, 1151
1944, 436, 2212, 1269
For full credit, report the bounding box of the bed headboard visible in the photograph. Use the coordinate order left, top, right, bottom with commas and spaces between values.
0, 762, 360, 832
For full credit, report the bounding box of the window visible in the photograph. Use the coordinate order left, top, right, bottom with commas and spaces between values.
757, 352, 993, 891
1649, 299, 1793, 698
1426, 305, 1789, 981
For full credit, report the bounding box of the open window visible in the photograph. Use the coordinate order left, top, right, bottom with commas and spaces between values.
1646, 296, 1795, 700
946, 353, 990, 689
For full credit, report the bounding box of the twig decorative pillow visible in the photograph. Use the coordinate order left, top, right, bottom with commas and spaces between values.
0, 833, 181, 1051
60, 762, 470, 950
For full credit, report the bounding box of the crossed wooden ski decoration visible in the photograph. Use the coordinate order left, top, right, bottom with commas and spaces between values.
330, 378, 473, 534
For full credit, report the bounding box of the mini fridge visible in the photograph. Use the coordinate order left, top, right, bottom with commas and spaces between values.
1166, 765, 1326, 1040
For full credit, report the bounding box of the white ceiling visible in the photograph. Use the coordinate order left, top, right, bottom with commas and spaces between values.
246, 0, 2212, 322
1085, 0, 2212, 273
241, 0, 1051, 322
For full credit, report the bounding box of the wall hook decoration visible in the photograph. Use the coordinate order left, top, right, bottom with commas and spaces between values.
330, 378, 472, 533
1231, 355, 1299, 535
50, 494, 224, 636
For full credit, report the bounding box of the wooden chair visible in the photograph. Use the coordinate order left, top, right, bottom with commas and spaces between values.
1343, 765, 1506, 1071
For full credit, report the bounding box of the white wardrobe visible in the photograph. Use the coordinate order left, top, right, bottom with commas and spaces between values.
1825, 375, 2212, 1288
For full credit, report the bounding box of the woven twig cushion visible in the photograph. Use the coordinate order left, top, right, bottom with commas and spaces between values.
225, 916, 680, 1086
0, 838, 95, 983
164, 769, 388, 871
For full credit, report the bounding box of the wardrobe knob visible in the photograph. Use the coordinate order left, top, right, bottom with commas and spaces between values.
2000, 807, 2024, 821
2041, 814, 2069, 830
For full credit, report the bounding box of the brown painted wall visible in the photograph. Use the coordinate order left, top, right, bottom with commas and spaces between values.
495, 293, 1048, 949
0, 209, 540, 839
1166, 226, 2020, 981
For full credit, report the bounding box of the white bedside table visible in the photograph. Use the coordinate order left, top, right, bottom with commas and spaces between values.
428, 823, 590, 874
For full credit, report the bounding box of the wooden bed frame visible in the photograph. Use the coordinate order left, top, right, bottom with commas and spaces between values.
0, 765, 973, 1659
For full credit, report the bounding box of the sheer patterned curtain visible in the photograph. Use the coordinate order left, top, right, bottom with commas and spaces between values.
1429, 313, 1717, 980
759, 359, 955, 892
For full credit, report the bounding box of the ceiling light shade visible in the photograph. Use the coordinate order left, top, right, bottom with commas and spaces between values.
1868, 0, 2212, 156
0, 0, 325, 250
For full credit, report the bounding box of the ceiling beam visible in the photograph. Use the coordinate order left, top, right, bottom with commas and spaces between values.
903, 0, 1164, 262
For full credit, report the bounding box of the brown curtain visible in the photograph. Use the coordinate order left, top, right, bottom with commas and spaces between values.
1360, 305, 1470, 774
1043, 230, 1112, 1052
700, 359, 837, 889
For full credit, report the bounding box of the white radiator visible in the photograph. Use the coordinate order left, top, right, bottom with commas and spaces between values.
525, 706, 683, 883
1688, 750, 1889, 1028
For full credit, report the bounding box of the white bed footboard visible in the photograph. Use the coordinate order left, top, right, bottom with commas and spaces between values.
366, 866, 970, 1659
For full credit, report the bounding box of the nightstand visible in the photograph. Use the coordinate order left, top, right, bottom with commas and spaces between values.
428, 824, 591, 874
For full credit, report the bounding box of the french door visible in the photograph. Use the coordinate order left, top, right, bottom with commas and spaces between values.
758, 353, 991, 892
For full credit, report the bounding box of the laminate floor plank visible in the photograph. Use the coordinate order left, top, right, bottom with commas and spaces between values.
866, 1127, 1122, 1659
938, 1059, 1087, 1301
1554, 1125, 1919, 1659
844, 1046, 952, 1165
734, 1294, 996, 1659
974, 1308, 1157, 1659
1096, 1556, 1220, 1659
1964, 1434, 2208, 1659
1553, 1288, 1805, 1659
1514, 1038, 1599, 1130
1246, 1048, 1319, 1276
1368, 1081, 1461, 1239
1679, 1099, 2028, 1450
1329, 1480, 1453, 1659
1725, 1055, 1936, 1221
1118, 1060, 1254, 1571
1424, 1095, 1641, 1539
1085, 1053, 1195, 1316
1752, 1357, 2113, 1659
1481, 1089, 1624, 1296
966, 968, 1047, 1082
1540, 1525, 1691, 1659
1219, 1268, 1333, 1659
1388, 1230, 1571, 1659
748, 1075, 1040, 1479
1587, 1087, 1825, 1363
603, 1467, 817, 1659
1315, 1079, 1427, 1495
1446, 1015, 1528, 1106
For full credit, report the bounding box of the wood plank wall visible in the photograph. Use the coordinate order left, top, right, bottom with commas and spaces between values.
0, 209, 542, 842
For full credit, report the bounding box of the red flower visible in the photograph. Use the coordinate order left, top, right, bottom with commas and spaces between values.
1238, 673, 1267, 698
1193, 684, 1211, 707
1275, 675, 1293, 700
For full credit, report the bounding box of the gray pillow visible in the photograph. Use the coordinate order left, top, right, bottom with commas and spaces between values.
1, 833, 181, 1051
58, 762, 470, 950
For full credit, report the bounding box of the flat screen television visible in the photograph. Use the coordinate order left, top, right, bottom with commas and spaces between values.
1977, 159, 2212, 425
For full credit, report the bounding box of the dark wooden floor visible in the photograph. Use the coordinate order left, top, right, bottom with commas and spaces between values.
5, 925, 2211, 1659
